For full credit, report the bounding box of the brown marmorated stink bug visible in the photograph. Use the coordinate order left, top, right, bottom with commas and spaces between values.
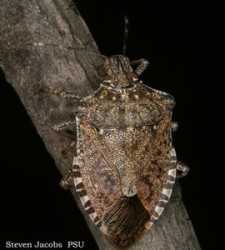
52, 54, 189, 247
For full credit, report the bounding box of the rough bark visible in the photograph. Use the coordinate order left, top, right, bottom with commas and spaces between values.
0, 1, 201, 249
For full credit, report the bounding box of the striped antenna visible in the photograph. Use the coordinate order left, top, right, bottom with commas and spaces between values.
122, 16, 129, 55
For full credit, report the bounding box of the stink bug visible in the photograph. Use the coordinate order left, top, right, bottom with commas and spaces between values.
53, 55, 189, 247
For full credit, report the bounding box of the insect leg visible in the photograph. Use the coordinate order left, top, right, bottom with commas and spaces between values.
58, 119, 80, 189
60, 169, 75, 189
52, 120, 77, 139
47, 86, 80, 100
53, 120, 76, 131
131, 58, 149, 76
172, 122, 179, 132
176, 161, 189, 178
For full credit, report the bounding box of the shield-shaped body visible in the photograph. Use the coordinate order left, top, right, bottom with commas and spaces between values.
72, 80, 177, 247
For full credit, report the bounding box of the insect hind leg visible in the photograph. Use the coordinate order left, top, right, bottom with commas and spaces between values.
60, 169, 74, 190
60, 160, 82, 190
176, 161, 189, 178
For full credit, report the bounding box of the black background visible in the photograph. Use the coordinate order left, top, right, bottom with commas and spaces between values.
0, 1, 221, 249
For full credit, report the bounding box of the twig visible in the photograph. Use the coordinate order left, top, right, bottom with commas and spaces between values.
0, 0, 201, 249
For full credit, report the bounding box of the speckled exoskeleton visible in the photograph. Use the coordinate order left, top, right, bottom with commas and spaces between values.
54, 55, 189, 247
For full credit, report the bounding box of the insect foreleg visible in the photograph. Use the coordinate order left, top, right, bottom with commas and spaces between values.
131, 58, 149, 76
43, 85, 81, 100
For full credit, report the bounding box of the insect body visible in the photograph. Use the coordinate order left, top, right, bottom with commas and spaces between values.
58, 55, 188, 247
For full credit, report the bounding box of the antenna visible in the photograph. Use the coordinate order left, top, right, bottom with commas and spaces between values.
122, 16, 129, 55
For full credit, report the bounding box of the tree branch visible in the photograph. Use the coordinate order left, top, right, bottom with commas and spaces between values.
0, 0, 201, 249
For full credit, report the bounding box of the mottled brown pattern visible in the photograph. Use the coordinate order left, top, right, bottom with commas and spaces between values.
74, 55, 178, 247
